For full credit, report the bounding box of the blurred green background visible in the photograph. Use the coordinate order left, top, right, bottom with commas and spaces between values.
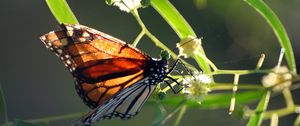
0, 0, 299, 125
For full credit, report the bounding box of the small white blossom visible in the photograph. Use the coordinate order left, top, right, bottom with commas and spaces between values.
183, 72, 212, 103
262, 66, 292, 92
109, 0, 142, 12
177, 36, 202, 58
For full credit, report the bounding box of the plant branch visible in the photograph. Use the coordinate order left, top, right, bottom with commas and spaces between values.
1, 112, 83, 126
263, 105, 300, 120
132, 29, 146, 47
174, 104, 187, 126
282, 88, 294, 108
210, 69, 271, 76
131, 9, 197, 71
159, 99, 187, 125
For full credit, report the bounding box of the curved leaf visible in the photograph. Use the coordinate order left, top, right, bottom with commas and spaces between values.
244, 0, 296, 73
46, 0, 79, 24
246, 91, 271, 126
150, 0, 196, 39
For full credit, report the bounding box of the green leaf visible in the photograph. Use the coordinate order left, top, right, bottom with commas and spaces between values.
45, 0, 79, 24
150, 0, 212, 74
150, 0, 196, 39
156, 90, 265, 109
14, 120, 37, 126
246, 91, 271, 126
244, 0, 296, 73
0, 84, 8, 125
194, 51, 214, 74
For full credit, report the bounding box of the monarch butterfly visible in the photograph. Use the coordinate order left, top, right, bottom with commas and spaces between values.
40, 24, 180, 126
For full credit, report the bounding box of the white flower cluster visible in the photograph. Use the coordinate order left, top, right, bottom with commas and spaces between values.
109, 0, 142, 12
182, 72, 212, 103
262, 66, 292, 92
177, 36, 202, 58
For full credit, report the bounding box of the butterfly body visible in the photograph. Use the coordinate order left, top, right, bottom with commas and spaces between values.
77, 59, 168, 123
75, 58, 168, 109
40, 24, 174, 125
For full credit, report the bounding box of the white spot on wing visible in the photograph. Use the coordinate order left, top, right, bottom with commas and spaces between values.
82, 32, 90, 37
74, 25, 81, 29
66, 60, 71, 65
40, 36, 46, 41
57, 49, 63, 54
66, 26, 74, 31
67, 31, 74, 36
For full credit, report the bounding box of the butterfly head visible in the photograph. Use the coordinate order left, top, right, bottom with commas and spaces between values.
160, 50, 170, 67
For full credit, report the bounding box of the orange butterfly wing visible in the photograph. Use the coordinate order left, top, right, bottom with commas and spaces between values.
40, 24, 151, 108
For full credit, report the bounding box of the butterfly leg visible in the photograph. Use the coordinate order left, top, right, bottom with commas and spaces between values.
166, 59, 180, 74
167, 59, 194, 77
164, 80, 182, 94
166, 76, 183, 93
166, 76, 182, 86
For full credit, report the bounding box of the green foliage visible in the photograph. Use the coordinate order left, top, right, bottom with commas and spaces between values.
45, 0, 78, 24
150, 0, 196, 39
1, 0, 297, 126
246, 91, 271, 126
244, 0, 296, 73
151, 0, 212, 74
158, 90, 265, 108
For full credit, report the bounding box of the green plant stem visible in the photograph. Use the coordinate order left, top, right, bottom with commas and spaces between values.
150, 0, 213, 73
174, 105, 187, 126
210, 69, 271, 76
162, 81, 264, 93
282, 88, 294, 108
247, 91, 271, 126
262, 105, 300, 120
270, 114, 278, 126
151, 101, 167, 126
244, 0, 296, 73
131, 9, 173, 55
1, 112, 83, 126
132, 29, 146, 47
29, 112, 82, 124
210, 83, 264, 90
160, 99, 187, 125
194, 51, 218, 71
131, 9, 197, 71
45, 0, 79, 24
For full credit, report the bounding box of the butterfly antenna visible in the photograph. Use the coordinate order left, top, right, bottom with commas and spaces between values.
164, 80, 182, 94
177, 58, 197, 79
170, 38, 195, 51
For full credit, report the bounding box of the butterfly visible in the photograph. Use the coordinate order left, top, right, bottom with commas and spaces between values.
40, 24, 180, 126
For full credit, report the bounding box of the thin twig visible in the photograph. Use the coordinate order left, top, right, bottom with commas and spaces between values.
160, 99, 187, 125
